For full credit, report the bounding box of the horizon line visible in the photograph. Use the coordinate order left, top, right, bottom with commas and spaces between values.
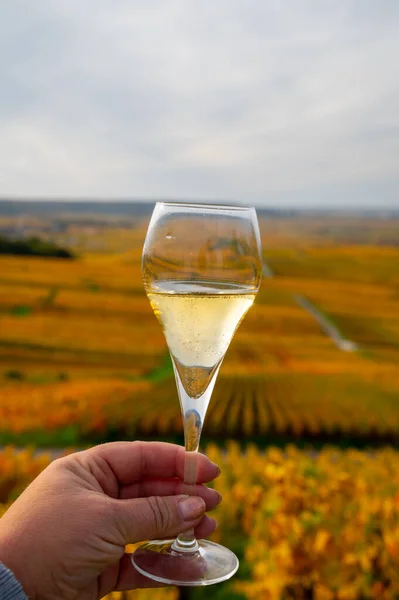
0, 196, 397, 212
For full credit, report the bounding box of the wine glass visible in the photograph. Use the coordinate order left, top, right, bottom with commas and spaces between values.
132, 202, 262, 586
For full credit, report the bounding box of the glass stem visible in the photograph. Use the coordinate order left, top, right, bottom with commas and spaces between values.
171, 412, 202, 553
171, 361, 221, 554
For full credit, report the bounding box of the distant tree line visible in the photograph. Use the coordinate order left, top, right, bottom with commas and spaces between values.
0, 235, 75, 258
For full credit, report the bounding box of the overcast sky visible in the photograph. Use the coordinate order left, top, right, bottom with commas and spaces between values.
1, 1, 399, 207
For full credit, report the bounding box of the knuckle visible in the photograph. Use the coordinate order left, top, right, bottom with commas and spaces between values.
47, 454, 68, 471
146, 496, 172, 535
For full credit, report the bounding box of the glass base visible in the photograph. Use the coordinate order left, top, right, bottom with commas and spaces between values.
131, 539, 239, 586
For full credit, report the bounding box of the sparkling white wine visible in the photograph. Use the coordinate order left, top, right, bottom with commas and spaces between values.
147, 280, 255, 398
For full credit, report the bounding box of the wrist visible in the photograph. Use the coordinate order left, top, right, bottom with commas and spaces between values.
0, 559, 28, 599
0, 536, 35, 599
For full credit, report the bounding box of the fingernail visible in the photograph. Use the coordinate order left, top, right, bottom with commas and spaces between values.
214, 465, 221, 477
179, 497, 206, 522
210, 518, 219, 530
214, 490, 222, 504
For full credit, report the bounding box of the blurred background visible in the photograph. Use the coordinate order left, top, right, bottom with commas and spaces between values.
1, 2, 399, 599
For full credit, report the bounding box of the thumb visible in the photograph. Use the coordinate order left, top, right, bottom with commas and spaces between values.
111, 495, 206, 543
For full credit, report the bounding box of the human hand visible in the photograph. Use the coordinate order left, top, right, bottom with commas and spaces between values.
0, 441, 221, 600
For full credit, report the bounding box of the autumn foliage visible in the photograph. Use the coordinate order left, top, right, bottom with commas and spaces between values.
1, 215, 399, 598
3, 444, 399, 599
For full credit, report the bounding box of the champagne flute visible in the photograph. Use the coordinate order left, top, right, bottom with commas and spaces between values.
132, 202, 262, 586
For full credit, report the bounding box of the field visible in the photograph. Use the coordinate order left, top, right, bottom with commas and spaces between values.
0, 212, 398, 445
1, 205, 399, 599
4, 444, 399, 600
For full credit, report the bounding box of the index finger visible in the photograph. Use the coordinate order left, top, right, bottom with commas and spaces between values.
89, 441, 220, 485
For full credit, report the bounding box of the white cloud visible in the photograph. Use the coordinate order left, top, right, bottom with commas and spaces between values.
0, 0, 398, 206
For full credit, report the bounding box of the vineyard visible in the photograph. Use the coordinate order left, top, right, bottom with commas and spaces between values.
1, 211, 399, 598
1, 371, 399, 446
3, 444, 399, 599
0, 219, 398, 444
